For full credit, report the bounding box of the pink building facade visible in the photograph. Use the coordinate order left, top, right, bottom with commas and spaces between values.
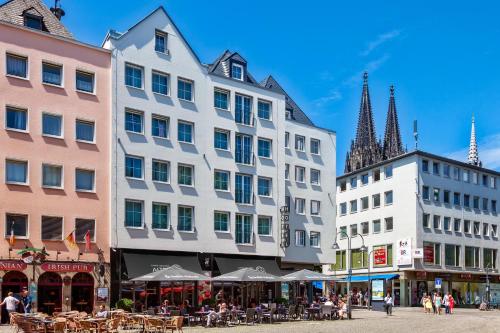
0, 19, 111, 316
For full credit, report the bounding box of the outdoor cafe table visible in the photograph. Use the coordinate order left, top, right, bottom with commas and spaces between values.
306, 307, 321, 320
84, 317, 108, 333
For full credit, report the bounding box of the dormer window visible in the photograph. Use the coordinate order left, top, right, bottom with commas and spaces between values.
155, 30, 167, 53
285, 109, 293, 120
231, 63, 243, 81
24, 14, 43, 30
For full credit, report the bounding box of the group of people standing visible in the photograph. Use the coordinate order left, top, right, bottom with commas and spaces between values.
422, 292, 455, 315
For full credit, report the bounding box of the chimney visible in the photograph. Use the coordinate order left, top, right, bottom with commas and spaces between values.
50, 0, 65, 20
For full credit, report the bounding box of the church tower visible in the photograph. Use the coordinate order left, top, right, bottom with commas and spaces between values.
382, 85, 405, 160
467, 114, 481, 166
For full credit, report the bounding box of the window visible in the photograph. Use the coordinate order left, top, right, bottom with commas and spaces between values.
311, 200, 321, 216
285, 164, 290, 180
350, 224, 358, 236
235, 134, 252, 164
125, 156, 143, 179
257, 177, 271, 197
340, 180, 347, 192
42, 113, 62, 137
483, 223, 489, 237
351, 248, 368, 269
350, 200, 357, 213
231, 63, 243, 80
453, 219, 461, 232
361, 196, 369, 210
372, 194, 381, 208
350, 177, 357, 189
373, 169, 381, 182
125, 64, 143, 89
295, 135, 305, 151
177, 78, 193, 101
464, 194, 471, 208
422, 186, 430, 200
125, 200, 143, 228
235, 174, 252, 204
472, 172, 478, 184
76, 70, 94, 93
385, 191, 393, 205
385, 165, 393, 178
465, 246, 480, 268
214, 89, 229, 110
473, 196, 480, 210
155, 31, 167, 53
443, 190, 450, 204
75, 169, 95, 191
443, 164, 450, 178
310, 139, 320, 155
310, 231, 320, 248
152, 203, 169, 230
6, 53, 27, 78
484, 248, 497, 269
42, 164, 62, 188
433, 162, 440, 175
443, 217, 451, 231
310, 169, 320, 185
482, 175, 488, 187
177, 121, 193, 143
214, 170, 229, 191
152, 71, 169, 95
385, 217, 393, 232
473, 221, 481, 235
332, 250, 346, 270
361, 174, 369, 185
433, 188, 440, 202
453, 192, 461, 206
257, 138, 271, 158
433, 215, 441, 230
125, 110, 143, 134
361, 222, 369, 235
178, 206, 193, 231
482, 198, 489, 211
41, 216, 63, 240
423, 213, 431, 228
214, 211, 229, 232
152, 115, 169, 138
76, 120, 95, 142
339, 202, 347, 215
295, 230, 306, 247
6, 106, 27, 131
257, 100, 271, 120
24, 14, 42, 30
152, 160, 169, 183
295, 198, 306, 214
464, 220, 471, 234
178, 164, 193, 186
462, 169, 469, 182
295, 166, 305, 183
445, 244, 460, 267
285, 109, 292, 120
5, 159, 27, 184
285, 132, 290, 149
5, 214, 28, 238
492, 225, 498, 238
339, 226, 347, 238
373, 220, 381, 233
422, 159, 429, 172
214, 129, 229, 150
42, 62, 62, 86
75, 218, 95, 242
492, 200, 497, 213
490, 177, 497, 189
258, 216, 272, 236
235, 94, 252, 125
235, 214, 252, 244
423, 242, 441, 265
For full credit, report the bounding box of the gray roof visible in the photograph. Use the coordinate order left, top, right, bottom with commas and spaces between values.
260, 75, 315, 126
208, 50, 260, 85
0, 0, 72, 38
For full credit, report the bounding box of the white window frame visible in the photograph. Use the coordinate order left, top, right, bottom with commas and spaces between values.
41, 112, 64, 139
311, 200, 321, 216
231, 63, 244, 81
310, 169, 320, 186
75, 168, 96, 193
41, 163, 63, 189
125, 63, 144, 90
5, 105, 29, 133
152, 159, 170, 184
5, 158, 29, 186
41, 61, 63, 87
75, 118, 96, 144
310, 138, 321, 155
295, 198, 306, 215
6, 52, 29, 80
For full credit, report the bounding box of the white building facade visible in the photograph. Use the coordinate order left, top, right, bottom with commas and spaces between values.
325, 151, 500, 307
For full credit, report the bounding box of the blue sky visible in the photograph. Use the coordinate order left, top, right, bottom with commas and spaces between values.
48, 0, 500, 174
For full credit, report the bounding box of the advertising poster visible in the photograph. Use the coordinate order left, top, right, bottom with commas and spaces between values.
96, 287, 109, 302
374, 245, 387, 266
372, 279, 384, 301
424, 244, 434, 264
397, 238, 412, 265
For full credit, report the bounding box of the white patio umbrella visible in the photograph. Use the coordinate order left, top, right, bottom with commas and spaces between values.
281, 269, 337, 281
212, 267, 281, 282
131, 264, 210, 282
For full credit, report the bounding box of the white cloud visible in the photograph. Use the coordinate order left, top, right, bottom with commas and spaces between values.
343, 54, 391, 87
360, 30, 401, 56
313, 90, 342, 107
447, 133, 500, 171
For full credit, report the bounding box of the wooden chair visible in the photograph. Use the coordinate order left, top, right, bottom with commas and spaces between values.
144, 317, 164, 333
164, 316, 183, 333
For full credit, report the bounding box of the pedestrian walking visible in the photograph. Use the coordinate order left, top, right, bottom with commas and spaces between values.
435, 292, 442, 315
0, 292, 20, 317
449, 294, 455, 314
384, 293, 393, 316
443, 292, 450, 314
424, 295, 433, 314
21, 288, 32, 314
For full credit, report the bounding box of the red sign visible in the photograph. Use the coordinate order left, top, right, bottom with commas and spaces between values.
424, 245, 434, 264
416, 271, 427, 279
374, 246, 387, 266
41, 262, 94, 273
0, 261, 27, 271
460, 274, 472, 280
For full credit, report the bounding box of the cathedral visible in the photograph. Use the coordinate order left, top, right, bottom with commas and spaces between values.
344, 72, 405, 173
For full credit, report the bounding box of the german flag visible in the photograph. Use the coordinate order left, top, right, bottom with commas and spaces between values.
65, 230, 78, 250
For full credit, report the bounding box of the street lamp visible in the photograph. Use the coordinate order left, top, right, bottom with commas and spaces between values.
366, 250, 374, 310
484, 263, 493, 308
332, 230, 367, 320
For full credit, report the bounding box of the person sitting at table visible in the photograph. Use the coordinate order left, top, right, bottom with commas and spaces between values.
206, 302, 227, 327
324, 296, 334, 306
160, 300, 170, 314
338, 299, 347, 320
180, 300, 191, 316
95, 305, 108, 318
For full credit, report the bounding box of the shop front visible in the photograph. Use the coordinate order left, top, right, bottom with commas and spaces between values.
0, 262, 28, 323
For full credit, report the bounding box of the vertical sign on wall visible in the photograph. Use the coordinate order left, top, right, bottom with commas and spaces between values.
373, 245, 387, 266
397, 238, 412, 266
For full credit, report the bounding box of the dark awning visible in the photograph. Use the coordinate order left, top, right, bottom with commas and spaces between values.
123, 253, 202, 279
215, 257, 282, 276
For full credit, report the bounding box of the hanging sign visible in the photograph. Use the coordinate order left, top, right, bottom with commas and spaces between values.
397, 238, 412, 266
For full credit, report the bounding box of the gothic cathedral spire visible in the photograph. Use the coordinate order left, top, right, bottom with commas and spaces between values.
382, 85, 404, 159
468, 114, 481, 166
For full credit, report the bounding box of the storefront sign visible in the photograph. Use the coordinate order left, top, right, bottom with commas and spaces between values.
460, 273, 472, 280
413, 248, 424, 259
397, 238, 412, 266
0, 261, 27, 271
416, 271, 427, 279
41, 262, 94, 272
372, 279, 384, 301
374, 246, 387, 266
